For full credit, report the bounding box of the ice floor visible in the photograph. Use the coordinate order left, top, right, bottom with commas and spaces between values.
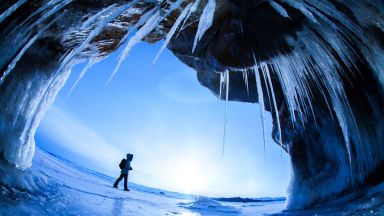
1, 149, 383, 215
0, 149, 285, 216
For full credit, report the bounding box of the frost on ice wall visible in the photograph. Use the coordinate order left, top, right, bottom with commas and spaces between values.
0, 0, 383, 210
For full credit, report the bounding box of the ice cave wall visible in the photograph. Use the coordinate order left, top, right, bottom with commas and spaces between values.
0, 0, 383, 210
0, 0, 159, 168
168, 0, 384, 208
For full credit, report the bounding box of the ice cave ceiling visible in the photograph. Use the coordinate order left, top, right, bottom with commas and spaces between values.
0, 0, 383, 209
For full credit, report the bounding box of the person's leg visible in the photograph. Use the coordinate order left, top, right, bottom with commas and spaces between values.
114, 174, 124, 188
123, 174, 129, 191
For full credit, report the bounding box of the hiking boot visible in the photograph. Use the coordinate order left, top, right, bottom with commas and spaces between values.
124, 189, 130, 191
113, 185, 118, 188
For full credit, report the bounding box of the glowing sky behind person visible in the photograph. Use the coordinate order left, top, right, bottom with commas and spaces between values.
36, 41, 290, 198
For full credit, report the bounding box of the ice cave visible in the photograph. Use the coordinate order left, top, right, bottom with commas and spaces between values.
0, 0, 383, 215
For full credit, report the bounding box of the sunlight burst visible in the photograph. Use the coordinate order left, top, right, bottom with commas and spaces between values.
172, 159, 207, 194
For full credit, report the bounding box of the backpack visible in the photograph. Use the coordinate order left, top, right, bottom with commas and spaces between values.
119, 159, 126, 169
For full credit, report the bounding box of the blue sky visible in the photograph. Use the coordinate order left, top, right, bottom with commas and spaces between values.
36, 41, 290, 198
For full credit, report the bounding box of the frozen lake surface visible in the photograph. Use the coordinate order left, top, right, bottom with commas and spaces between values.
0, 149, 285, 215
1, 149, 383, 215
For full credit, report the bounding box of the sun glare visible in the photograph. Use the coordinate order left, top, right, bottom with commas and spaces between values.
172, 159, 207, 194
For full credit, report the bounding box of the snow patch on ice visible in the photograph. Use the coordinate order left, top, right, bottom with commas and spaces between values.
179, 196, 240, 214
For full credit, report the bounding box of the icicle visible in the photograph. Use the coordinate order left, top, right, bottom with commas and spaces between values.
188, 0, 202, 17
81, 4, 117, 29
0, 14, 62, 85
0, 0, 28, 24
219, 71, 225, 99
21, 0, 75, 36
177, 0, 201, 36
107, 0, 185, 83
270, 58, 296, 123
18, 0, 63, 29
117, 7, 158, 48
243, 70, 249, 95
107, 10, 162, 84
264, 21, 363, 168
153, 3, 193, 65
261, 63, 283, 154
0, 0, 73, 71
305, 0, 365, 40
254, 66, 267, 159
222, 70, 229, 157
284, 0, 317, 23
68, 58, 100, 95
261, 67, 272, 116
58, 1, 140, 75
167, 0, 186, 12
269, 0, 290, 18
332, 97, 352, 165
192, 0, 216, 52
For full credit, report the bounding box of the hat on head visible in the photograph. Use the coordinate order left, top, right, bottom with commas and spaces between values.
126, 153, 133, 160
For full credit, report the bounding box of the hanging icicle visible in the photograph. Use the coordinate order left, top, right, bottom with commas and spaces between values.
68, 58, 100, 95
254, 66, 268, 159
222, 69, 229, 157
153, 2, 193, 65
107, 0, 185, 84
192, 0, 216, 52
177, 0, 201, 37
0, 0, 28, 24
260, 63, 283, 155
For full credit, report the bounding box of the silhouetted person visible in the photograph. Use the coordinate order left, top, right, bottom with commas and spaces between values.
114, 153, 133, 191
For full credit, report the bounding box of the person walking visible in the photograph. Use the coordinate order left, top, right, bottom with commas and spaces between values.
114, 153, 133, 191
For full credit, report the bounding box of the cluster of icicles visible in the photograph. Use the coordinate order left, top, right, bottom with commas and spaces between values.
218, 0, 384, 184
1, 0, 383, 180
